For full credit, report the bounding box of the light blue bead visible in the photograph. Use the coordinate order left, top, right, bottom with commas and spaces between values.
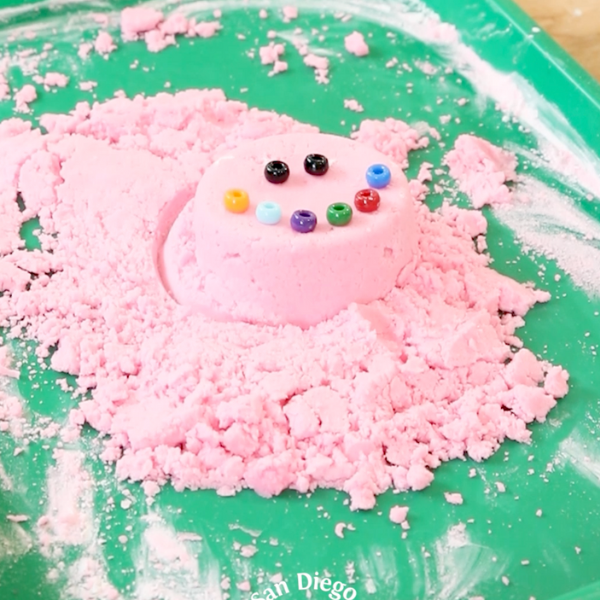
255, 201, 282, 225
366, 163, 391, 189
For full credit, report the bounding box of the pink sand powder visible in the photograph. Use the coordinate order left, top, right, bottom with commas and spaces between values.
444, 492, 463, 505
79, 81, 97, 92
417, 162, 433, 183
14, 84, 37, 112
544, 365, 570, 398
282, 6, 298, 22
0, 74, 9, 101
408, 179, 428, 202
352, 118, 429, 168
160, 12, 188, 36
94, 31, 116, 56
194, 21, 222, 39
344, 31, 369, 57
78, 42, 93, 60
303, 53, 329, 71
121, 6, 164, 41
0, 90, 567, 510
303, 53, 329, 84
0, 391, 23, 423
343, 99, 364, 113
144, 29, 174, 53
6, 514, 29, 522
414, 60, 438, 76
92, 13, 110, 27
119, 5, 220, 50
0, 345, 19, 378
445, 134, 518, 208
334, 522, 355, 538
42, 72, 69, 88
407, 162, 434, 203
37, 449, 93, 551
259, 42, 285, 65
389, 505, 409, 524
269, 61, 288, 77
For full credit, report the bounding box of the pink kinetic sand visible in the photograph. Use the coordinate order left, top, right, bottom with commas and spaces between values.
94, 31, 116, 56
282, 6, 298, 22
445, 134, 518, 208
193, 21, 222, 39
42, 72, 69, 88
303, 53, 330, 84
92, 13, 110, 27
259, 42, 285, 65
0, 90, 567, 510
444, 492, 464, 505
344, 31, 369, 57
120, 6, 164, 41
0, 345, 19, 378
14, 84, 36, 112
344, 99, 364, 113
78, 42, 93, 60
389, 505, 409, 524
269, 61, 288, 76
160, 12, 188, 36
0, 74, 9, 101
119, 5, 220, 51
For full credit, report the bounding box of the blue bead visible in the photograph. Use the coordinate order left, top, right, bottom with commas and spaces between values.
366, 163, 391, 189
255, 201, 282, 225
290, 209, 317, 233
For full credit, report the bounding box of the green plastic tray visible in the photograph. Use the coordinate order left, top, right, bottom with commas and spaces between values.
1, 1, 600, 599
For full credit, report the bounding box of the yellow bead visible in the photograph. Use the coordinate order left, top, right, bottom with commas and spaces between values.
224, 189, 250, 213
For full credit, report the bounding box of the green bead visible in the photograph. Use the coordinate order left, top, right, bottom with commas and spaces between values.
326, 202, 353, 227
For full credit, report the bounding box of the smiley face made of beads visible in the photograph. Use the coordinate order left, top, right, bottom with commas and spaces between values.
162, 132, 416, 327
223, 147, 390, 234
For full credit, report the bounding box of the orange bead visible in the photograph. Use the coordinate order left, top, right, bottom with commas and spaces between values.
224, 189, 250, 213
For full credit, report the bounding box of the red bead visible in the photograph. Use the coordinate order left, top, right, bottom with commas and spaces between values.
354, 189, 381, 213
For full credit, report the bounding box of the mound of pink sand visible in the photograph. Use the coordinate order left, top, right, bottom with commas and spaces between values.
0, 90, 567, 510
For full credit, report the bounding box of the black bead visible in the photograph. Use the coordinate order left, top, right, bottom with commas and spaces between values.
304, 154, 329, 176
264, 160, 290, 184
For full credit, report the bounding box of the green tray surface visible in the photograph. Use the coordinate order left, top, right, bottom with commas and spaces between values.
1, 1, 600, 599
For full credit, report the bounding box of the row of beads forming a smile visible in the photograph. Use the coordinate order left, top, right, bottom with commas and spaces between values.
223, 189, 381, 231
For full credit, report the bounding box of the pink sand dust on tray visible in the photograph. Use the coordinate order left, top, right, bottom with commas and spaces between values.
13, 84, 36, 112
344, 31, 369, 57
119, 6, 220, 52
94, 31, 116, 56
0, 90, 568, 510
445, 134, 518, 208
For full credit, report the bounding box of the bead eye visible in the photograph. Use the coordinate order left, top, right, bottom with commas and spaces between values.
326, 202, 353, 226
366, 164, 391, 189
265, 160, 290, 184
304, 154, 329, 176
354, 189, 381, 213
290, 209, 317, 233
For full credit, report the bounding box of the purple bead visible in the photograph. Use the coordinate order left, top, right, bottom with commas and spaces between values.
290, 209, 317, 233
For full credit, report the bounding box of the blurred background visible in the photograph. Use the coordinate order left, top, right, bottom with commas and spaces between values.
516, 0, 600, 80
